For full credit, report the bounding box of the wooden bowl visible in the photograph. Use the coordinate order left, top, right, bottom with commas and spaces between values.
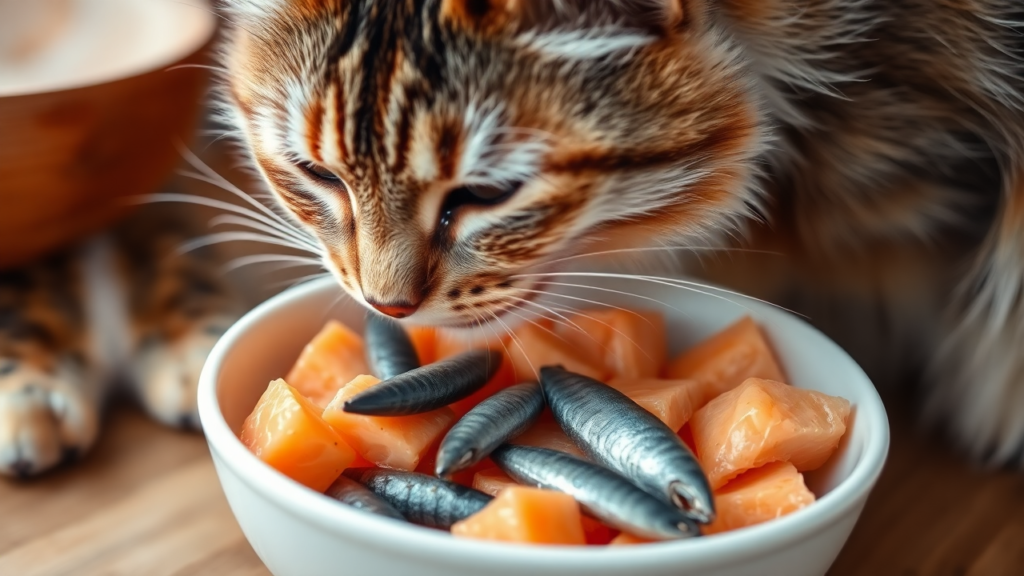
0, 0, 217, 268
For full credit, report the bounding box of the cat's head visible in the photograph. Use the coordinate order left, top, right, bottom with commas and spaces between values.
221, 0, 765, 326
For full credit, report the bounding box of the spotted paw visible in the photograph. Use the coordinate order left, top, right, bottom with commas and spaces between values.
134, 317, 234, 429
0, 359, 99, 477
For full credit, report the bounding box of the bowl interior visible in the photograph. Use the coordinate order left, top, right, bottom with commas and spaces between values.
213, 277, 885, 504
0, 0, 215, 97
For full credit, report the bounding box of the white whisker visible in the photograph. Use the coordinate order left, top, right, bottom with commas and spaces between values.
510, 286, 656, 327
208, 214, 322, 253
224, 254, 324, 272
521, 280, 690, 318
141, 193, 320, 254
542, 245, 783, 267
176, 232, 318, 255
512, 272, 806, 318
492, 314, 535, 380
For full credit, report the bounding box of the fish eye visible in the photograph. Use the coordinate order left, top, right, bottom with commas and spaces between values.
300, 161, 342, 183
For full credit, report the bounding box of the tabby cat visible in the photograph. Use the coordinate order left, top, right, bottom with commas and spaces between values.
1, 0, 1021, 477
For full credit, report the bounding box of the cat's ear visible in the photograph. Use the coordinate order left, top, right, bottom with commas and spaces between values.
440, 0, 690, 35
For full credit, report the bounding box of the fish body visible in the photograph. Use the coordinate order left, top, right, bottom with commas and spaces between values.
325, 475, 406, 521
540, 366, 715, 524
344, 468, 492, 529
436, 382, 545, 477
491, 445, 699, 540
344, 349, 503, 416
364, 313, 420, 380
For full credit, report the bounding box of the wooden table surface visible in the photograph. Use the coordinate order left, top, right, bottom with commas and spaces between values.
2, 397, 1023, 576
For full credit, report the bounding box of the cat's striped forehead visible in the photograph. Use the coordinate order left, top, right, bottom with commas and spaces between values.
222, 0, 766, 323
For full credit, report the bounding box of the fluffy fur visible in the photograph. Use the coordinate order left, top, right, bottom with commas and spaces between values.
212, 0, 1024, 464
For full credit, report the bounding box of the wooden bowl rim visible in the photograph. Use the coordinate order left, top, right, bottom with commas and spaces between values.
0, 0, 218, 99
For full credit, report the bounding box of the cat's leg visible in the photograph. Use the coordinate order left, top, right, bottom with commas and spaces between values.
117, 207, 241, 429
924, 165, 1024, 466
0, 258, 103, 477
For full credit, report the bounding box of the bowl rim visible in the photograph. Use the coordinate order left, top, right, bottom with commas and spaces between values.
198, 277, 890, 568
0, 0, 217, 98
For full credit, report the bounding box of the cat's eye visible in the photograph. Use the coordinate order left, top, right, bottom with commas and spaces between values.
441, 181, 523, 214
300, 162, 341, 183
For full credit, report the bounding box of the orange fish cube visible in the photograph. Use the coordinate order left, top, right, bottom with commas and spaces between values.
507, 322, 606, 382
286, 320, 370, 407
665, 316, 786, 404
240, 379, 357, 492
472, 467, 519, 497
691, 378, 851, 488
703, 462, 816, 535
606, 377, 701, 431
322, 375, 455, 471
510, 418, 586, 458
451, 486, 586, 545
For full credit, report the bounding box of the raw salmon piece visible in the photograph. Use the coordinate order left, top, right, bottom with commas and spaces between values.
322, 375, 455, 471
606, 377, 702, 431
703, 462, 815, 535
509, 417, 585, 458
581, 517, 619, 545
507, 322, 606, 382
240, 379, 356, 492
603, 309, 666, 379
406, 326, 436, 365
691, 378, 851, 488
451, 486, 586, 545
558, 309, 667, 379
286, 321, 370, 407
665, 316, 786, 405
434, 328, 507, 361
472, 466, 518, 496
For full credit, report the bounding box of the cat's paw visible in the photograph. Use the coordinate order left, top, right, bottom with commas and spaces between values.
134, 317, 234, 429
0, 359, 99, 477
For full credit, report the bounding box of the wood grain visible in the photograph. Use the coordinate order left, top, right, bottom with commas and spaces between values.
2, 398, 1023, 576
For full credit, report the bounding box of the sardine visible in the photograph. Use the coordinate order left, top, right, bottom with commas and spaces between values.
435, 382, 545, 478
491, 445, 699, 540
364, 312, 420, 380
343, 468, 492, 529
344, 349, 502, 416
540, 366, 715, 524
324, 475, 406, 521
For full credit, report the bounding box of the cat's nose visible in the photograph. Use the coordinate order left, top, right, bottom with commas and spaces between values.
366, 298, 421, 319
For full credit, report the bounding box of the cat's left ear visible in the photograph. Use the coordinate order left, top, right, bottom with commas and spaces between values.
441, 0, 695, 36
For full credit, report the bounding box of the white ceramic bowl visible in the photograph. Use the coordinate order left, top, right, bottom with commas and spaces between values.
198, 277, 889, 576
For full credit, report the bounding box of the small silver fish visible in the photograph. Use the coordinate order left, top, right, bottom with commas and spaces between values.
343, 468, 492, 529
364, 312, 420, 380
344, 349, 503, 416
435, 382, 545, 478
491, 445, 700, 540
540, 366, 716, 524
325, 475, 406, 521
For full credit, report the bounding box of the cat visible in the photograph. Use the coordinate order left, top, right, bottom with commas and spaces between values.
0, 205, 239, 476
2, 0, 1021, 477
217, 0, 1023, 465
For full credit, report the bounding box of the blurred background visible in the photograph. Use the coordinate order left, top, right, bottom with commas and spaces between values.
1, 1, 1022, 575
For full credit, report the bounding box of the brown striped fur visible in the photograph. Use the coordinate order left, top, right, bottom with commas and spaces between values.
219, 0, 1024, 464
0, 206, 239, 477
